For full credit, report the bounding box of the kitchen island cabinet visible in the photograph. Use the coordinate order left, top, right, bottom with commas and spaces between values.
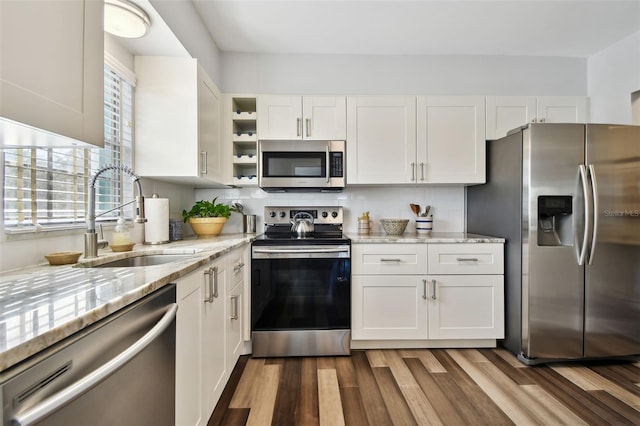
257, 95, 346, 140
350, 234, 505, 349
486, 96, 588, 140
0, 0, 103, 147
134, 57, 224, 186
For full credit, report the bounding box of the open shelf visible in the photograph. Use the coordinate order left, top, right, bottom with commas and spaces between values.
230, 96, 258, 186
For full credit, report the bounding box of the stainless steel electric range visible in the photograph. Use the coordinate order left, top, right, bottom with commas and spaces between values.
251, 206, 351, 357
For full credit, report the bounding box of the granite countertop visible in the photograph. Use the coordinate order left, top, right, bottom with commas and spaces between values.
0, 233, 255, 373
347, 231, 505, 244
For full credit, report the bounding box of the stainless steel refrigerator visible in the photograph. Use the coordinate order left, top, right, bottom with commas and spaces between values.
467, 123, 640, 364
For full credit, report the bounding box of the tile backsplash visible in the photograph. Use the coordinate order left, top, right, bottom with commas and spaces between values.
0, 182, 464, 272
195, 185, 465, 235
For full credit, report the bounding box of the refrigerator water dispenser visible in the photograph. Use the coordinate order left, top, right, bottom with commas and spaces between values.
538, 195, 573, 246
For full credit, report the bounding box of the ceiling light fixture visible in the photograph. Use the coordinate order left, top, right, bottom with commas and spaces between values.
104, 0, 151, 39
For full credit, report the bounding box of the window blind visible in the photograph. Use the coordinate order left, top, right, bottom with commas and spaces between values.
2, 65, 134, 229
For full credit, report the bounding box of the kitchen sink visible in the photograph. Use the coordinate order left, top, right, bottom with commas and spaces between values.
90, 254, 196, 268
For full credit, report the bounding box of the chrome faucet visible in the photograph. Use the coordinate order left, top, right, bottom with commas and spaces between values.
84, 164, 146, 258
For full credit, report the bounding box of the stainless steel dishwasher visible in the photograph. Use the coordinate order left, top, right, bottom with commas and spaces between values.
0, 284, 177, 426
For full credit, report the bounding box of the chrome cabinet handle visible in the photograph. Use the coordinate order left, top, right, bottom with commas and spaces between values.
297, 118, 302, 137
230, 295, 239, 320
422, 279, 427, 300
380, 258, 402, 263
213, 266, 219, 299
13, 303, 178, 426
200, 151, 208, 174
233, 262, 245, 273
587, 164, 599, 265
204, 267, 214, 303
456, 257, 479, 262
420, 162, 425, 181
431, 279, 437, 300
411, 162, 416, 181
306, 118, 311, 137
578, 165, 590, 266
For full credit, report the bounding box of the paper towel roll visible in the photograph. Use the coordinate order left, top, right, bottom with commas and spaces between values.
145, 198, 169, 244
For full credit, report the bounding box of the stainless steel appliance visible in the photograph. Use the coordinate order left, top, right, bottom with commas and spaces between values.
467, 123, 640, 364
1, 285, 177, 425
258, 140, 346, 191
251, 206, 350, 357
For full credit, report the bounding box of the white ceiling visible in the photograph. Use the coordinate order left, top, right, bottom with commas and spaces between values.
190, 0, 640, 58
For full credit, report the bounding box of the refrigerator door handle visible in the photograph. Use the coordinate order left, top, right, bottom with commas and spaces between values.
578, 165, 590, 266
587, 164, 599, 265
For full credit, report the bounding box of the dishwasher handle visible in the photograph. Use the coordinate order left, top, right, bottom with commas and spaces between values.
13, 303, 178, 426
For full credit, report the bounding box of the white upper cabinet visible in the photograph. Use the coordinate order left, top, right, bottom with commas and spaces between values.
347, 95, 485, 185
417, 96, 486, 184
0, 0, 104, 147
346, 96, 417, 184
536, 96, 588, 123
257, 95, 346, 140
486, 96, 588, 140
135, 57, 223, 185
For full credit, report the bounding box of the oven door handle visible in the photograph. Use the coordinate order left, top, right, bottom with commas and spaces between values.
253, 247, 349, 254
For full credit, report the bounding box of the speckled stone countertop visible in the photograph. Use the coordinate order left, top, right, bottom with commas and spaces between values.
347, 232, 505, 244
0, 234, 255, 373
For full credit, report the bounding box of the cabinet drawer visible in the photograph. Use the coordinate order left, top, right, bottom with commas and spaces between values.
352, 244, 427, 275
428, 244, 503, 275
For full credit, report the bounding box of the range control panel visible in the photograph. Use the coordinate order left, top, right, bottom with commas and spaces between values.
264, 206, 343, 226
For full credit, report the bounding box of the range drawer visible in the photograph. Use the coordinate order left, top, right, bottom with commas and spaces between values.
428, 243, 503, 275
352, 244, 427, 275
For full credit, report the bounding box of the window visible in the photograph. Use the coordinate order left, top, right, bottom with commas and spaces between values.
3, 63, 134, 230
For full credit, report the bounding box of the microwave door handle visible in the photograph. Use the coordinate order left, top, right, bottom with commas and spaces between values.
326, 146, 330, 183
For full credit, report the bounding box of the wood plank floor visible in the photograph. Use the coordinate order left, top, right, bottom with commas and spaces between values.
208, 349, 640, 425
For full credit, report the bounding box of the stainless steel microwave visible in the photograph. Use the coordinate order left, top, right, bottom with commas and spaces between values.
258, 140, 346, 192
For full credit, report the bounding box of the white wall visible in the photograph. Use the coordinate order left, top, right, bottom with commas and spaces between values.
222, 53, 587, 95
193, 186, 465, 237
149, 0, 223, 86
588, 31, 640, 124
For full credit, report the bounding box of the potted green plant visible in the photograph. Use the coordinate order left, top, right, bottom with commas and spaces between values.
182, 197, 235, 238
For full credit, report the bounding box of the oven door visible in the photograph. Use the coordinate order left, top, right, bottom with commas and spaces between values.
251, 244, 351, 357
258, 140, 345, 191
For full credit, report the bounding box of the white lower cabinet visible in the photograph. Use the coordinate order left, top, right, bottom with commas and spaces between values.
202, 256, 227, 420
175, 245, 248, 426
426, 274, 504, 340
226, 247, 247, 365
352, 275, 428, 340
352, 242, 504, 347
176, 266, 204, 426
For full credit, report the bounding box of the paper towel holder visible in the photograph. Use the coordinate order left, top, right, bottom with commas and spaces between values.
144, 193, 170, 245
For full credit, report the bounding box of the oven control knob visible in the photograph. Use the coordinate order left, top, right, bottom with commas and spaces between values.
279, 211, 286, 218
269, 211, 276, 218
331, 211, 338, 218
321, 211, 328, 218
